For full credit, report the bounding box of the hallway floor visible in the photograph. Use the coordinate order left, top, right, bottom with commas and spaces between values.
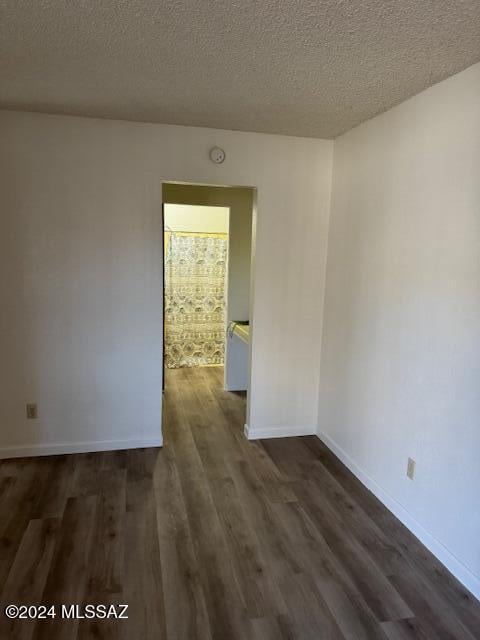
0, 366, 479, 639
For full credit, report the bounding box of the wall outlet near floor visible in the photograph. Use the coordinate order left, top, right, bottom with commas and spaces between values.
26, 403, 38, 419
407, 457, 416, 480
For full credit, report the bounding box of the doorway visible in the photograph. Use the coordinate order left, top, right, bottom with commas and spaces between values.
162, 182, 255, 434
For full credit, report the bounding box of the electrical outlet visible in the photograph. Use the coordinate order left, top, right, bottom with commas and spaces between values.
26, 403, 38, 419
407, 457, 416, 480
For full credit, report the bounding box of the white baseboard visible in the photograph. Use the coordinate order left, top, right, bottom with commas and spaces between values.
0, 437, 163, 460
244, 423, 317, 440
317, 430, 480, 601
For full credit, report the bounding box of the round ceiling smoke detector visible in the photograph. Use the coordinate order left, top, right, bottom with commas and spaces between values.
209, 146, 226, 164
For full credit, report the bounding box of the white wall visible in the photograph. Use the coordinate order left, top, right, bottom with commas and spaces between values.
164, 204, 229, 233
318, 62, 480, 597
0, 110, 333, 456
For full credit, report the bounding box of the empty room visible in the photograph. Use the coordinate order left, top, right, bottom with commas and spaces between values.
0, 2, 479, 639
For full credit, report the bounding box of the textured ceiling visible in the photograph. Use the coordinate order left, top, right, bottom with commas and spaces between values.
1, 1, 480, 139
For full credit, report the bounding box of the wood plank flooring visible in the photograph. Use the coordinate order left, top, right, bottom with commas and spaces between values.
0, 365, 479, 639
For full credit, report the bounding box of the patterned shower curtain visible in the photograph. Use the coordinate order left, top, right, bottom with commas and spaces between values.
164, 232, 228, 368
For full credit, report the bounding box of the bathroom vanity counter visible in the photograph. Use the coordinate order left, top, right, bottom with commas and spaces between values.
225, 322, 249, 391
231, 321, 249, 344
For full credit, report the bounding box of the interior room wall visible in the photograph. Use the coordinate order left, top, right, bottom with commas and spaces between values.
0, 110, 333, 456
318, 61, 480, 597
164, 204, 229, 234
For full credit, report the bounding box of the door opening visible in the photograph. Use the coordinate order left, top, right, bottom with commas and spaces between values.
162, 182, 255, 438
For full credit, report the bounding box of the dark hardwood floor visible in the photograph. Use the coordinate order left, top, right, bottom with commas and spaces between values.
0, 365, 479, 639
